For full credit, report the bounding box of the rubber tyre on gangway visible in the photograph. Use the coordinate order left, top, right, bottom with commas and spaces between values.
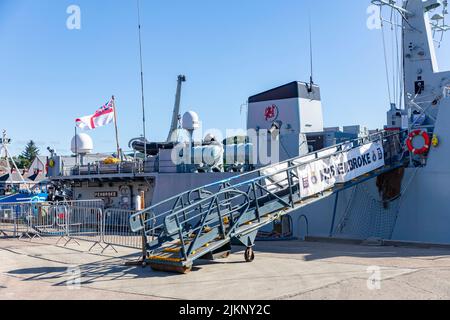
244, 247, 255, 263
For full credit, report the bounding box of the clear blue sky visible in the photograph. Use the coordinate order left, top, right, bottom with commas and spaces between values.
1, 0, 449, 156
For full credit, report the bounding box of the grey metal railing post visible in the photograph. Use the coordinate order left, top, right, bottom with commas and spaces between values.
100, 208, 104, 245
252, 182, 260, 221
141, 211, 147, 262
287, 162, 295, 208
176, 214, 188, 260
13, 207, 17, 238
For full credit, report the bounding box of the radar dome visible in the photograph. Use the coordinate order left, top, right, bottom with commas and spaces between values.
204, 133, 216, 143
71, 133, 94, 154
182, 111, 200, 131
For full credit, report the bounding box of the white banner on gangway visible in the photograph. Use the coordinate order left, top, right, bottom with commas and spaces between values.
295, 141, 385, 198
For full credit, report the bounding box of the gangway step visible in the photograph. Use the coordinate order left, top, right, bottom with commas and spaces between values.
148, 239, 233, 273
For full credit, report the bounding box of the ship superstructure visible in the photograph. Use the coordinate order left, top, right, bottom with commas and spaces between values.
47, 80, 348, 207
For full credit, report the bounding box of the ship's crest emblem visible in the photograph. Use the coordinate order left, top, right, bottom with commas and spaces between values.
265, 104, 279, 122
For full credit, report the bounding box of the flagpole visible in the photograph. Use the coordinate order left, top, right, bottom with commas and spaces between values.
137, 0, 147, 160
112, 95, 121, 159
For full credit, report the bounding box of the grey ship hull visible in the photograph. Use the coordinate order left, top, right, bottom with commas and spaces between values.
288, 165, 448, 245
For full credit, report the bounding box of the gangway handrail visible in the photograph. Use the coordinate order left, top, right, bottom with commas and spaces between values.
130, 129, 407, 232
138, 189, 251, 240
151, 130, 400, 208
133, 146, 394, 238
164, 189, 251, 260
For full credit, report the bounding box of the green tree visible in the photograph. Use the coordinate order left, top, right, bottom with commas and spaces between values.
19, 140, 40, 169
10, 156, 23, 169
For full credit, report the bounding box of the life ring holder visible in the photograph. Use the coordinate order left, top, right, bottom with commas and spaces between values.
406, 130, 431, 155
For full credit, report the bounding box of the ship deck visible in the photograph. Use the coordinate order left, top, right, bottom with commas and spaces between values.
1, 237, 450, 300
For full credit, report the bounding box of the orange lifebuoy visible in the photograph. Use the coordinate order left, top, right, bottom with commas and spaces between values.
406, 130, 431, 155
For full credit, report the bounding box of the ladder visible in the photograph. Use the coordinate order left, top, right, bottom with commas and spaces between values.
129, 130, 407, 273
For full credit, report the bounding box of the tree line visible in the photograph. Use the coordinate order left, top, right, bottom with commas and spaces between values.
11, 140, 40, 169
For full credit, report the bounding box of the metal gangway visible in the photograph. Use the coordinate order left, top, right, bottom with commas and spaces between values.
129, 130, 408, 273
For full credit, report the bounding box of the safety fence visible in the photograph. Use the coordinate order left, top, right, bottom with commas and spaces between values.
103, 208, 143, 251
0, 202, 32, 239
0, 201, 143, 254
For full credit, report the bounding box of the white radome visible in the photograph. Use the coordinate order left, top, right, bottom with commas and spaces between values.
182, 111, 200, 131
204, 133, 216, 143
71, 133, 94, 154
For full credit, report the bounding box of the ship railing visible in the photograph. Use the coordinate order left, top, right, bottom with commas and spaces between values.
129, 129, 409, 241
67, 160, 147, 176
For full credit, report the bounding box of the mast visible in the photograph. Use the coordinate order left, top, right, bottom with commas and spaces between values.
309, 12, 314, 88
1, 130, 30, 192
373, 0, 449, 127
167, 75, 186, 142
0, 130, 11, 172
373, 0, 450, 169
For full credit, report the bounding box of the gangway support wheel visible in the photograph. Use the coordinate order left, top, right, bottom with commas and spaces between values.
244, 247, 255, 263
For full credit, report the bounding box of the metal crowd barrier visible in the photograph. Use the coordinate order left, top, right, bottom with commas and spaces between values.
0, 202, 35, 238
30, 204, 66, 237
65, 206, 104, 251
102, 209, 142, 252
0, 200, 143, 254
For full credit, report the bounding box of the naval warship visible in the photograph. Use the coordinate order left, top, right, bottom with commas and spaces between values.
45, 0, 450, 271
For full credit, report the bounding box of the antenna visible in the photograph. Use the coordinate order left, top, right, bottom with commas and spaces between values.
309, 12, 314, 89
0, 130, 30, 193
0, 130, 10, 171
137, 0, 147, 159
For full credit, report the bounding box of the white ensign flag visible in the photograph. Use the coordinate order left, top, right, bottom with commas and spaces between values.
76, 99, 115, 130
